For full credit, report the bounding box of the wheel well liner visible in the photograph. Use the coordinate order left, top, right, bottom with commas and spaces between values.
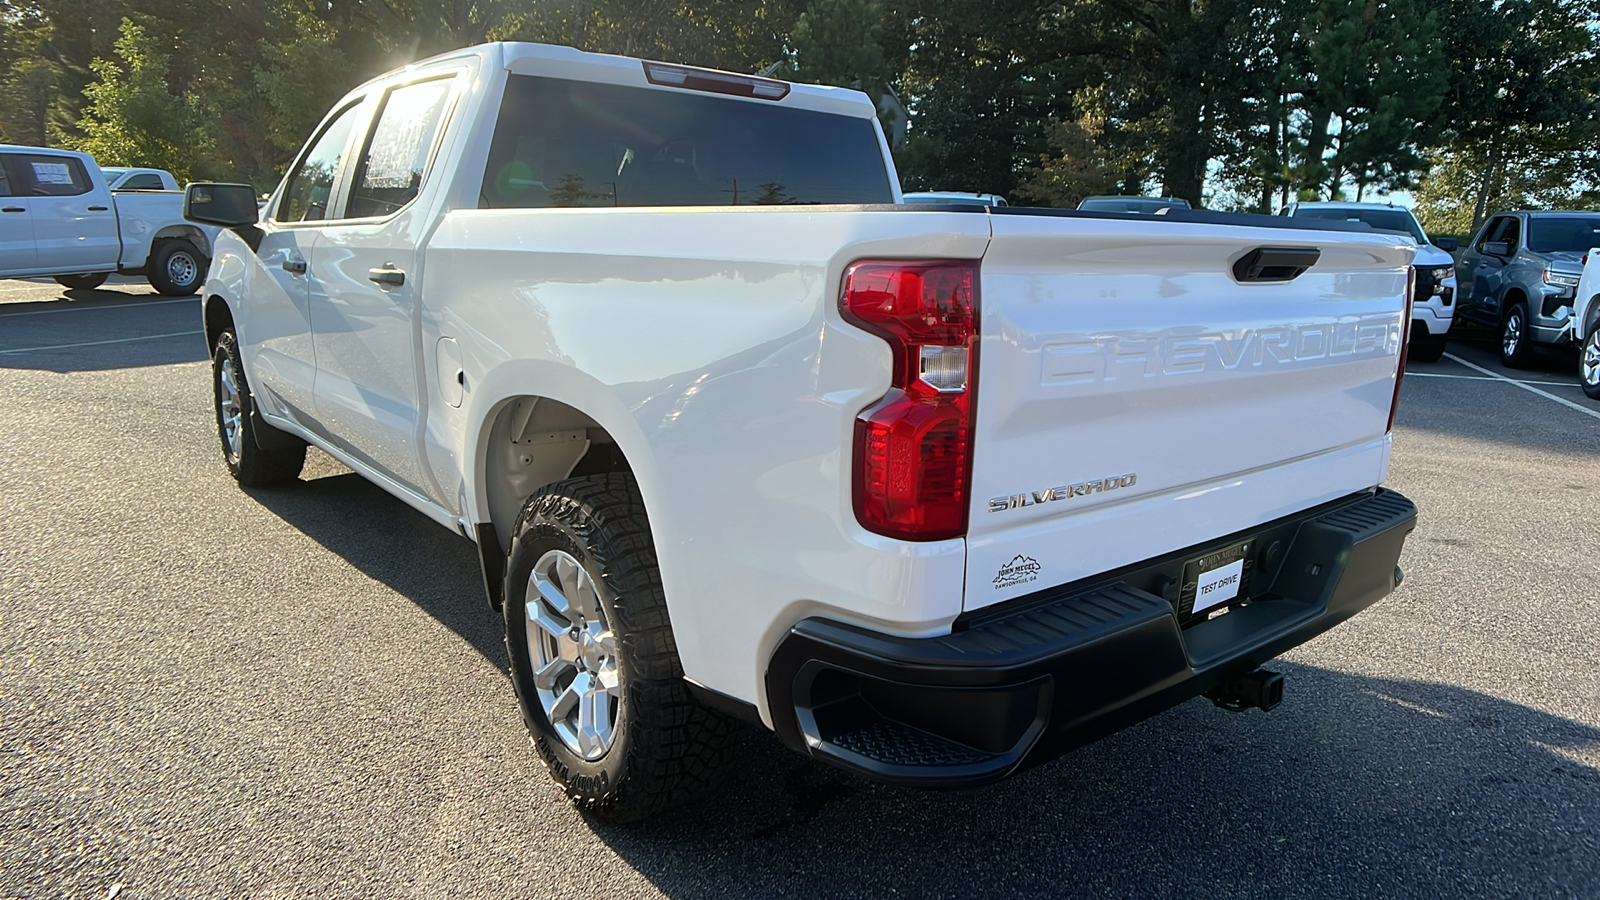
480, 394, 634, 558
203, 295, 233, 350
151, 224, 212, 260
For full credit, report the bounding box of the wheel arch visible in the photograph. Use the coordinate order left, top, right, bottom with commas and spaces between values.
203, 294, 234, 350
1502, 287, 1529, 320
466, 373, 654, 558
150, 224, 212, 260
1583, 296, 1600, 340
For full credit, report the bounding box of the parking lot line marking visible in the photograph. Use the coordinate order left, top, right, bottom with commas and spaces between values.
1408, 372, 1580, 388
0, 297, 197, 318
1442, 352, 1600, 422
0, 330, 202, 355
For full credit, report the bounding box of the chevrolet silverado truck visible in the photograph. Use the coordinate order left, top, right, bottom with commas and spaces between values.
0, 144, 216, 294
185, 42, 1419, 822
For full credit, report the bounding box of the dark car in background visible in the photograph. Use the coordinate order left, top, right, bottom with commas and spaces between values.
1456, 211, 1600, 367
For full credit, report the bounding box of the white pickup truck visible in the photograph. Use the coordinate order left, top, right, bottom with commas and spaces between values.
101, 166, 181, 193
0, 144, 215, 294
186, 42, 1419, 822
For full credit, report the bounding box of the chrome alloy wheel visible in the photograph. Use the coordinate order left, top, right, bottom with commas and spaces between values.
1502, 309, 1523, 359
168, 250, 198, 289
216, 354, 244, 464
1583, 330, 1600, 387
525, 549, 621, 760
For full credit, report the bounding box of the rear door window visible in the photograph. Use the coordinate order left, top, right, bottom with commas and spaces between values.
481, 74, 894, 208
346, 77, 455, 219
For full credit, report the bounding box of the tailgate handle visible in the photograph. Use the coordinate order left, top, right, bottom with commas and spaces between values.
1232, 247, 1321, 283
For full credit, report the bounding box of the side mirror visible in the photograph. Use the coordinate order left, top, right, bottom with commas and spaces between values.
1432, 236, 1458, 252
184, 183, 259, 227
1481, 240, 1510, 258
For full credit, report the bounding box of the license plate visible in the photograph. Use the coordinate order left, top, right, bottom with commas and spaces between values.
1181, 541, 1252, 619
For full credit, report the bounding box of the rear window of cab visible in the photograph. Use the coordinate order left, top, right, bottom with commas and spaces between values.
481, 74, 894, 209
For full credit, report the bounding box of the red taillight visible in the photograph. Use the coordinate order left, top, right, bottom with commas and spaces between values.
1387, 266, 1416, 434
841, 261, 979, 541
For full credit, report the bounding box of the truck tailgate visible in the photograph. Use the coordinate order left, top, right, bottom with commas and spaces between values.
966, 212, 1413, 611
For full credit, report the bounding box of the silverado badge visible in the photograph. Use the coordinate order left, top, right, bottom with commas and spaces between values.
989, 473, 1137, 514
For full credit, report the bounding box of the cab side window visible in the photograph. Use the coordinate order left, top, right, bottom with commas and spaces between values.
1500, 217, 1521, 251
345, 77, 454, 219
3, 154, 93, 197
278, 102, 362, 224
0, 165, 11, 197
1477, 217, 1508, 251
118, 173, 165, 191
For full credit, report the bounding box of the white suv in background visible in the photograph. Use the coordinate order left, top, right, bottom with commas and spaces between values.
1283, 202, 1458, 362
1568, 248, 1600, 399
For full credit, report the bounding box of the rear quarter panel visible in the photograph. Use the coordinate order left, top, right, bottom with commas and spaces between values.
111, 191, 216, 267
424, 206, 989, 711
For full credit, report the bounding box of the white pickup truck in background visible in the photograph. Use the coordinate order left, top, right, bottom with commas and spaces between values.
0, 145, 216, 294
186, 41, 1419, 822
101, 166, 181, 192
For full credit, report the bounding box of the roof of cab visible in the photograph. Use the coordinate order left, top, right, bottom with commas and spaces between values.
347, 41, 878, 120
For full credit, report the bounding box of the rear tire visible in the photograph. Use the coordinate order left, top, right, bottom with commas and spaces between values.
54, 273, 109, 291
503, 473, 739, 823
1581, 327, 1600, 400
1499, 302, 1536, 369
212, 330, 306, 486
148, 239, 205, 296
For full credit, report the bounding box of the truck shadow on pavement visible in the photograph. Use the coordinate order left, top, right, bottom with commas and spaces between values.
0, 333, 208, 373
236, 459, 1599, 897
596, 667, 1600, 898
245, 471, 506, 668
0, 289, 205, 373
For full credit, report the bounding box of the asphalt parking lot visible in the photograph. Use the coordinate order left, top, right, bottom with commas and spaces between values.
3, 278, 1597, 899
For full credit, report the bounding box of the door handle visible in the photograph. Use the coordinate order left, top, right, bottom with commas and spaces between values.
87, 205, 108, 211
367, 266, 405, 287
1, 207, 23, 213
282, 258, 307, 274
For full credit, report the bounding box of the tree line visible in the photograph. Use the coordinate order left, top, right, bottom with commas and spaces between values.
2, 0, 1596, 232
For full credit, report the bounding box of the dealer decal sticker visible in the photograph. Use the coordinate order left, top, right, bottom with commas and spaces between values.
993, 555, 1041, 589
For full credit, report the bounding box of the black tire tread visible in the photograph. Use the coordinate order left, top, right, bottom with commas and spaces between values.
213, 331, 306, 487
507, 473, 740, 823
1408, 338, 1447, 363
149, 239, 204, 296
1500, 302, 1536, 369
1583, 329, 1600, 400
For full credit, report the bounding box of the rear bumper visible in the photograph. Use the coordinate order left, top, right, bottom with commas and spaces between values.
765, 488, 1417, 787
